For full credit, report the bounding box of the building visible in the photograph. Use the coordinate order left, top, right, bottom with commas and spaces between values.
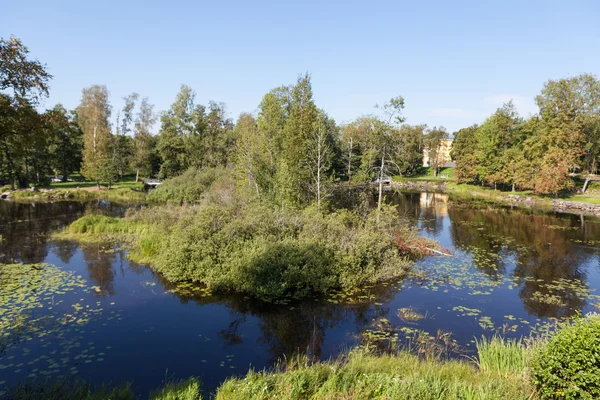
423, 138, 453, 168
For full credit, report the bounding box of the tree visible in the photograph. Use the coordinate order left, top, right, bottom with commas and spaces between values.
474, 101, 522, 187
45, 105, 83, 181
375, 96, 406, 212
112, 93, 138, 177
307, 111, 336, 209
132, 97, 158, 181
257, 86, 292, 198
77, 85, 114, 187
0, 35, 52, 189
277, 73, 319, 206
340, 116, 379, 183
234, 113, 262, 199
394, 124, 425, 176
451, 125, 479, 183
528, 74, 600, 194
0, 35, 51, 103
423, 126, 448, 177
202, 101, 234, 168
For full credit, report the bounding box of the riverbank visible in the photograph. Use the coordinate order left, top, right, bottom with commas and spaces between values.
1, 186, 146, 203
391, 179, 600, 217
8, 313, 600, 399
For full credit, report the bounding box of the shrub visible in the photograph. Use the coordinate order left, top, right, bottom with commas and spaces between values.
147, 167, 228, 205
60, 200, 426, 301
151, 204, 415, 301
532, 313, 600, 399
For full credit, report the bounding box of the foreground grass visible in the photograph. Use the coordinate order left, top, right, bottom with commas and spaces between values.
216, 343, 535, 400
3, 341, 534, 400
5, 378, 201, 400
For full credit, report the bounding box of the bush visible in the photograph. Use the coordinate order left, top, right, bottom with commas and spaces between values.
60, 200, 426, 301
147, 167, 228, 205
532, 313, 600, 399
151, 204, 414, 301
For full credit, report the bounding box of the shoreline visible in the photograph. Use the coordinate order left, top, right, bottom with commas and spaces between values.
390, 180, 600, 217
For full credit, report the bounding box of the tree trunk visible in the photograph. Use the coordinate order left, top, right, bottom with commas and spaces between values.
512, 183, 515, 192
583, 177, 591, 193
2, 138, 15, 190
377, 143, 386, 213
347, 137, 352, 187
24, 156, 30, 187
135, 169, 139, 183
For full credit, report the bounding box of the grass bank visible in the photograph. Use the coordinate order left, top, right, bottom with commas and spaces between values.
5, 377, 201, 400
394, 167, 600, 209
1, 174, 146, 203
216, 339, 534, 399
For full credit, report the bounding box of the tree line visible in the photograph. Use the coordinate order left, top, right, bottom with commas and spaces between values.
3, 35, 599, 200
0, 35, 448, 204
451, 73, 600, 195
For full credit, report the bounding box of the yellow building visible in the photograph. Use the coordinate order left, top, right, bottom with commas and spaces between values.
423, 138, 453, 168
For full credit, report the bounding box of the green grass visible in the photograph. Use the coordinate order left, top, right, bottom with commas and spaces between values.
215, 345, 534, 400
475, 336, 532, 376
394, 167, 456, 182
48, 174, 144, 190
5, 378, 202, 400
561, 194, 600, 205
149, 378, 202, 400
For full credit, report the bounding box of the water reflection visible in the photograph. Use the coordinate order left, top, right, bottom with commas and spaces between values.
2, 195, 600, 394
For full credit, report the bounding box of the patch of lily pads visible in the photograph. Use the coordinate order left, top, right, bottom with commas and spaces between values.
0, 263, 118, 386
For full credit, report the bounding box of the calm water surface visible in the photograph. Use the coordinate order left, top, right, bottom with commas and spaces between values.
1, 194, 600, 396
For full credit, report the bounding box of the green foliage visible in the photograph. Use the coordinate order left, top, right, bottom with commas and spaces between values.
62, 196, 418, 301
151, 203, 412, 301
475, 336, 530, 376
147, 167, 228, 205
216, 348, 533, 399
78, 85, 115, 185
149, 378, 202, 400
532, 314, 600, 399
5, 380, 135, 400
157, 85, 233, 178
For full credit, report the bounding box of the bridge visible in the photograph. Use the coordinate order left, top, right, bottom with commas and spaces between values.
143, 179, 163, 189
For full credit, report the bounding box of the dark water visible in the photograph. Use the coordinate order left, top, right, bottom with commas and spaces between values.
1, 194, 600, 396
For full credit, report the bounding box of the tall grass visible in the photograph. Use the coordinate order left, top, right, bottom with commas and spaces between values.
215, 348, 534, 399
149, 378, 201, 400
5, 378, 202, 400
475, 336, 530, 376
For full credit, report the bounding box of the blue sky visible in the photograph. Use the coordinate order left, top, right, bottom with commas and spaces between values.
4, 0, 600, 133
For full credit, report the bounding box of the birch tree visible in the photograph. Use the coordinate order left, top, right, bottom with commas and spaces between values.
77, 85, 114, 187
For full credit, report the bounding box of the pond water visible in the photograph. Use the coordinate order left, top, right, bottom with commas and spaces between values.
1, 194, 600, 396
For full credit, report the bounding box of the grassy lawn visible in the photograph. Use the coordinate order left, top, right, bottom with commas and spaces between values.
394, 167, 456, 182
561, 194, 600, 205
49, 174, 144, 190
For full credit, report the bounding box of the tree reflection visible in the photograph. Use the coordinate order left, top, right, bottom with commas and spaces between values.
448, 203, 597, 317
80, 243, 117, 296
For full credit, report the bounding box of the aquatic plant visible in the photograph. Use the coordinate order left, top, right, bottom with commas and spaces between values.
397, 307, 424, 322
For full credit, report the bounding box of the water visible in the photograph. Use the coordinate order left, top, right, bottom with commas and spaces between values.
1, 194, 600, 396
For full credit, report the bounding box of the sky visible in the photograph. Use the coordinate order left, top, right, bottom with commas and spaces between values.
4, 0, 600, 133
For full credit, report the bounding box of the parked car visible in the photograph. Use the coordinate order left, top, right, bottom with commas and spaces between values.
51, 176, 63, 183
